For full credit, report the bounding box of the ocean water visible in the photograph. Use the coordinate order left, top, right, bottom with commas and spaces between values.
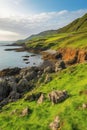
0, 43, 43, 70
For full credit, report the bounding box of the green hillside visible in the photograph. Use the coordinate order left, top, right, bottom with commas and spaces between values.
1, 63, 87, 130
57, 13, 87, 33
15, 13, 87, 51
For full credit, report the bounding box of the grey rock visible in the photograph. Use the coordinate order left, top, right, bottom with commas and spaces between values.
0, 79, 11, 100
17, 78, 29, 93
48, 90, 69, 104
8, 91, 21, 100
55, 60, 66, 72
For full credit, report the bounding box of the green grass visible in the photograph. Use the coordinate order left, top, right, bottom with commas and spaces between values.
1, 63, 87, 130
24, 31, 87, 50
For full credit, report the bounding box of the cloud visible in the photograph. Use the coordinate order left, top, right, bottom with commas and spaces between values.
0, 9, 87, 41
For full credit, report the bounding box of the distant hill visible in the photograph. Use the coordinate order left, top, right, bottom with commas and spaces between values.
14, 13, 87, 51
15, 13, 87, 44
57, 13, 87, 33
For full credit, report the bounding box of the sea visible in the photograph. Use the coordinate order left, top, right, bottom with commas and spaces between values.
0, 41, 43, 70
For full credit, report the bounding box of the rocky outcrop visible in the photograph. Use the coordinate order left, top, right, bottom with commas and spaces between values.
49, 116, 60, 130
55, 60, 66, 72
58, 48, 87, 65
42, 48, 87, 65
25, 92, 43, 102
17, 78, 29, 93
0, 67, 21, 77
48, 90, 69, 104
37, 93, 45, 104
21, 107, 30, 116
0, 79, 11, 101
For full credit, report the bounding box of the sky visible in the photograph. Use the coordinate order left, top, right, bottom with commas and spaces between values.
0, 0, 87, 41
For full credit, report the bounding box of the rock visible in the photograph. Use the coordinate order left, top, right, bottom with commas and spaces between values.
17, 78, 29, 93
25, 62, 30, 64
0, 79, 11, 100
49, 116, 60, 130
82, 103, 87, 109
7, 77, 17, 92
0, 98, 9, 107
31, 54, 36, 57
45, 74, 52, 83
0, 67, 21, 77
48, 90, 69, 104
37, 94, 45, 104
23, 58, 28, 61
8, 91, 21, 101
44, 66, 53, 73
25, 71, 37, 81
25, 92, 42, 102
21, 107, 30, 116
55, 60, 66, 72
22, 55, 30, 58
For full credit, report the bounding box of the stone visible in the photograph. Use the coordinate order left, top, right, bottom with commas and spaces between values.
44, 66, 53, 73
37, 94, 45, 104
0, 98, 9, 107
48, 90, 69, 104
55, 60, 66, 72
17, 78, 29, 93
49, 116, 60, 130
25, 92, 42, 102
25, 71, 37, 81
0, 67, 21, 77
82, 103, 87, 109
0, 79, 11, 100
45, 74, 52, 84
21, 107, 30, 116
8, 91, 21, 100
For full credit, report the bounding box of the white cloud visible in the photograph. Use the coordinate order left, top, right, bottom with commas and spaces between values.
0, 9, 87, 41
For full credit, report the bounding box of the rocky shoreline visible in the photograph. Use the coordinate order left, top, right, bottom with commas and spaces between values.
1, 43, 87, 108
0, 59, 66, 108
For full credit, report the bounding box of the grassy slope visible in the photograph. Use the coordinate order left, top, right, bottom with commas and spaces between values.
25, 30, 87, 50
16, 13, 87, 50
1, 63, 87, 130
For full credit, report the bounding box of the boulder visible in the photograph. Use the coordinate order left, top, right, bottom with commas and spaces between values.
82, 103, 87, 109
45, 74, 52, 84
17, 78, 29, 93
48, 90, 69, 104
0, 67, 21, 77
0, 98, 9, 107
8, 91, 21, 101
24, 71, 37, 81
44, 66, 53, 73
55, 60, 66, 72
0, 79, 11, 100
37, 94, 45, 104
49, 116, 60, 130
21, 107, 30, 116
25, 92, 42, 102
